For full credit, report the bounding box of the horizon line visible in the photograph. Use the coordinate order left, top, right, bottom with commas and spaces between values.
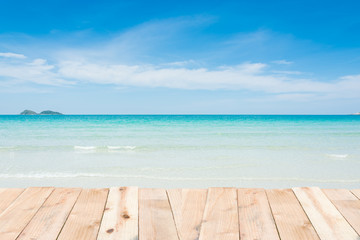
0, 113, 358, 116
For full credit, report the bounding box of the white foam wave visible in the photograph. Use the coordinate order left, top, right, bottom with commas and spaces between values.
326, 154, 348, 159
0, 146, 15, 150
0, 172, 359, 183
0, 173, 102, 178
73, 145, 136, 151
107, 146, 136, 150
74, 146, 96, 150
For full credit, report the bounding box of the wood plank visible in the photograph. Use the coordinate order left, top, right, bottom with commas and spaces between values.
17, 188, 81, 240
199, 187, 239, 240
238, 188, 280, 240
57, 188, 109, 240
323, 189, 360, 236
0, 188, 24, 214
97, 187, 138, 240
293, 187, 359, 240
167, 188, 207, 240
0, 187, 54, 240
352, 189, 360, 199
139, 188, 179, 240
266, 188, 319, 240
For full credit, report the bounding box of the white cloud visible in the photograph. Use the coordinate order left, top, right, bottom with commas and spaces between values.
272, 70, 303, 75
272, 60, 293, 65
1, 54, 360, 99
274, 93, 318, 101
162, 60, 198, 67
55, 60, 360, 98
0, 52, 27, 59
57, 61, 282, 90
29, 58, 48, 65
0, 56, 73, 86
51, 15, 216, 64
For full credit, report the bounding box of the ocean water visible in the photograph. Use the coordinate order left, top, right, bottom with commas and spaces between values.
0, 115, 359, 189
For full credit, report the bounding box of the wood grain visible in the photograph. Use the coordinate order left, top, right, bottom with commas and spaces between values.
238, 188, 280, 240
57, 188, 109, 240
167, 188, 207, 240
199, 187, 239, 240
17, 188, 81, 240
293, 187, 359, 240
0, 188, 24, 214
0, 187, 54, 240
139, 188, 179, 240
323, 189, 360, 236
352, 189, 360, 200
0, 186, 358, 240
97, 187, 138, 240
266, 188, 319, 240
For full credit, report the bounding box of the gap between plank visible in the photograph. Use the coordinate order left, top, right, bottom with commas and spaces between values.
15, 187, 55, 239
55, 189, 83, 239
265, 189, 282, 240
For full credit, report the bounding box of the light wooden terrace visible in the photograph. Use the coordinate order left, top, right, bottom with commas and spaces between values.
0, 187, 360, 240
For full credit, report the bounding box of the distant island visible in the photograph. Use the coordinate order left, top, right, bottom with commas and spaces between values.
351, 112, 360, 115
20, 110, 63, 115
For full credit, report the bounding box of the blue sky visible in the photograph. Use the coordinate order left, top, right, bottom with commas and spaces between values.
0, 0, 360, 114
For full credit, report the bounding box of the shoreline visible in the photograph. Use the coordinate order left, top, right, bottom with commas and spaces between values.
1, 176, 360, 189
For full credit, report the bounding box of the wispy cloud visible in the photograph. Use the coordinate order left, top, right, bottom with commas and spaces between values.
0, 17, 359, 102
0, 52, 27, 59
51, 15, 217, 64
161, 60, 198, 67
272, 59, 293, 65
0, 57, 74, 86
56, 60, 360, 98
274, 93, 318, 101
58, 61, 280, 90
272, 70, 303, 75
1, 53, 360, 100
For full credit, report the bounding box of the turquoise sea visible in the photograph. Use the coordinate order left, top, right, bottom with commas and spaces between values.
0, 115, 359, 188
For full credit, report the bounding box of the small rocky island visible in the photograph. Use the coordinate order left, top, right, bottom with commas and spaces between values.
20, 110, 63, 115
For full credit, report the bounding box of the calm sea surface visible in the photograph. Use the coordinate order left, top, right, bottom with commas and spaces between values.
0, 115, 359, 188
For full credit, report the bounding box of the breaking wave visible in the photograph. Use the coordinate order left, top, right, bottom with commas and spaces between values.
73, 145, 137, 151
107, 146, 136, 150
74, 146, 97, 150
0, 172, 359, 183
326, 154, 348, 159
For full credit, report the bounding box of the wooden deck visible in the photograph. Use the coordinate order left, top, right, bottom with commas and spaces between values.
0, 187, 360, 240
